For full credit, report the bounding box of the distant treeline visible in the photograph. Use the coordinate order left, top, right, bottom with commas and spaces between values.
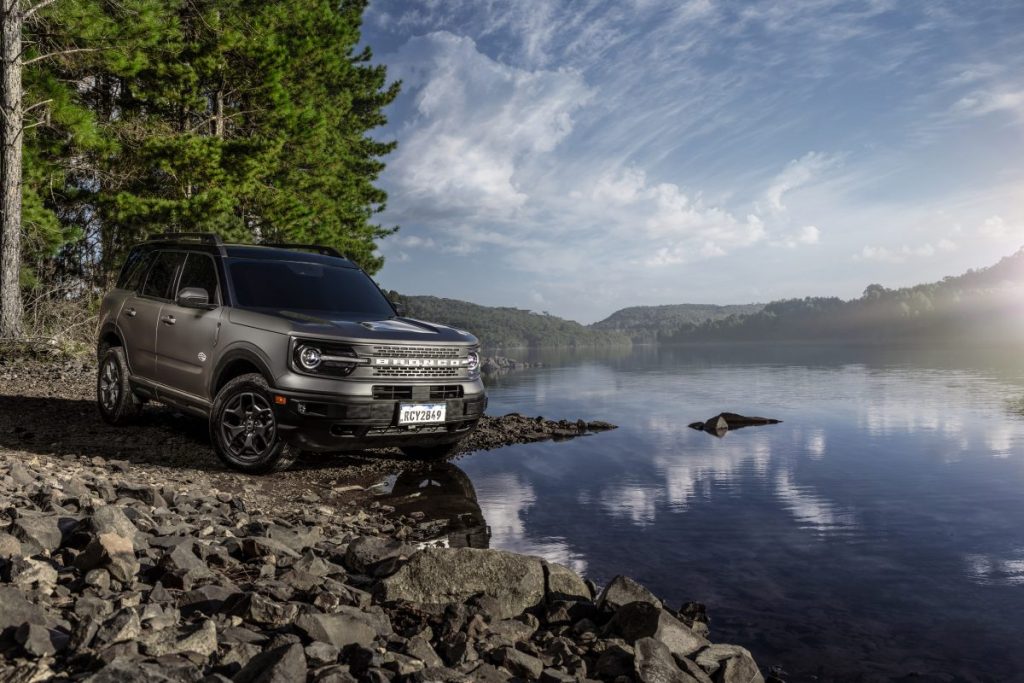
591, 303, 764, 343
390, 294, 631, 349
664, 248, 1024, 344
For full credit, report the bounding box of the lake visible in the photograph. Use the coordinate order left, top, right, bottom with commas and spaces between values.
388, 345, 1024, 682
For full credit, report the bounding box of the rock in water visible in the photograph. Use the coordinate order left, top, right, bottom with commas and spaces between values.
688, 412, 781, 436
380, 547, 546, 619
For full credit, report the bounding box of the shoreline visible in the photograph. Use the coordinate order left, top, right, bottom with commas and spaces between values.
0, 359, 768, 682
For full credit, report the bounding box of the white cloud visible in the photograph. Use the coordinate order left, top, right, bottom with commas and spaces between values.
387, 31, 593, 218
953, 88, 1024, 121
763, 152, 838, 211
978, 215, 1024, 241
782, 225, 821, 248
855, 239, 959, 263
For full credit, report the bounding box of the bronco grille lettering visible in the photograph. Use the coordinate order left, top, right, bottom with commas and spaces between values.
372, 358, 468, 367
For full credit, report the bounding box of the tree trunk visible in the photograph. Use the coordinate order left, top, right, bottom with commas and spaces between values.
0, 0, 24, 338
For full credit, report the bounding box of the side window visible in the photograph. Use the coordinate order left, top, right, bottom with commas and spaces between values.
177, 253, 220, 304
118, 249, 156, 292
141, 251, 185, 300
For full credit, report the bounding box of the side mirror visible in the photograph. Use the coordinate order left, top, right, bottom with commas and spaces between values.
391, 300, 406, 317
177, 287, 210, 309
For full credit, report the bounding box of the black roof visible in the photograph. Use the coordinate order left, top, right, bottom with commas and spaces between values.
140, 233, 356, 268
223, 244, 356, 268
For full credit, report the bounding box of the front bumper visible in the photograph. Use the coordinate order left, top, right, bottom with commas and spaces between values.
272, 384, 488, 452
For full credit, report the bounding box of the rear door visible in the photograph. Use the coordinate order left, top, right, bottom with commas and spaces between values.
122, 250, 184, 381
156, 251, 223, 401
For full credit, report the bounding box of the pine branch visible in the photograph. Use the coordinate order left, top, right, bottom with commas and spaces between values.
23, 47, 99, 65
22, 0, 57, 20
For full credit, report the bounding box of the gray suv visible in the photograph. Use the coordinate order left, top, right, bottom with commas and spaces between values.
96, 233, 486, 473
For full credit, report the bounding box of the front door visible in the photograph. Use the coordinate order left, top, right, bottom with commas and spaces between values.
156, 252, 223, 401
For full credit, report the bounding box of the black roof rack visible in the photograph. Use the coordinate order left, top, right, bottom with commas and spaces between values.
258, 242, 343, 258
146, 232, 224, 245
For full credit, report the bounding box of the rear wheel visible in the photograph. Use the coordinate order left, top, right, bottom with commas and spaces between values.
97, 347, 143, 425
210, 373, 296, 473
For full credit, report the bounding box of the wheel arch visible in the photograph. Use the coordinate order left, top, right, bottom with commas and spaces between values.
211, 345, 276, 397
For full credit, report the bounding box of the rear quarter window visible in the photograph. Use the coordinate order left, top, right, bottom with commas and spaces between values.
116, 249, 156, 292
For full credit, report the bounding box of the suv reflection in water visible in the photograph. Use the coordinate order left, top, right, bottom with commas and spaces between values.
378, 463, 490, 549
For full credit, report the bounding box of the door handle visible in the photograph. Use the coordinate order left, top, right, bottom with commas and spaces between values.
161, 315, 176, 325
125, 307, 137, 318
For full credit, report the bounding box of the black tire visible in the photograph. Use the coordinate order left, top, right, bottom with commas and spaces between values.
97, 346, 143, 425
209, 373, 297, 473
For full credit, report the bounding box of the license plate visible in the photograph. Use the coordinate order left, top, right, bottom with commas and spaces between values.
398, 403, 447, 425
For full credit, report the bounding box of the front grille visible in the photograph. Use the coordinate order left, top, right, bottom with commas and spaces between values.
372, 366, 459, 378
373, 345, 460, 359
429, 385, 463, 400
372, 386, 413, 400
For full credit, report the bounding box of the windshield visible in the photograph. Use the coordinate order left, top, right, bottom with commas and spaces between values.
228, 259, 395, 318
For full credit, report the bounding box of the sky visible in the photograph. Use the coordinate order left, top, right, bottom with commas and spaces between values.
362, 0, 1024, 324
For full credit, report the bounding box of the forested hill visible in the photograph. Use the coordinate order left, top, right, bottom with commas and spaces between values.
592, 303, 764, 343
664, 248, 1024, 344
389, 294, 631, 349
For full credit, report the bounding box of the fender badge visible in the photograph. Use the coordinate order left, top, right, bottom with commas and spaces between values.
197, 352, 207, 362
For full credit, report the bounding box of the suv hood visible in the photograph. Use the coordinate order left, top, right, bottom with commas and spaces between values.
229, 308, 478, 345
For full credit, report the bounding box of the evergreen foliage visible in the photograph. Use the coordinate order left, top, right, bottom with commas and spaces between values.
18, 0, 397, 286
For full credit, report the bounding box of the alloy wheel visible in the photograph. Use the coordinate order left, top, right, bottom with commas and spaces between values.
220, 391, 276, 462
99, 357, 121, 413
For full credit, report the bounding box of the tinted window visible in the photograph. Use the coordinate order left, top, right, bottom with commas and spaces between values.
118, 249, 156, 292
177, 253, 220, 304
142, 251, 185, 300
229, 260, 394, 318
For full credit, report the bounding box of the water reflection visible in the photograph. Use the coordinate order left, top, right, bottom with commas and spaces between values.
378, 463, 489, 549
460, 345, 1024, 680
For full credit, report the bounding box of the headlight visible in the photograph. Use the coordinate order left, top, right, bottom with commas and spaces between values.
467, 351, 480, 377
297, 345, 322, 370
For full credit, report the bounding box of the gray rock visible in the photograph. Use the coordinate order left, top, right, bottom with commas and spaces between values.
608, 602, 709, 658
488, 618, 536, 643
492, 646, 543, 679
75, 531, 138, 583
540, 669, 576, 683
179, 584, 240, 617
141, 618, 217, 657
295, 612, 377, 648
8, 557, 58, 590
545, 562, 590, 602
0, 532, 22, 559
234, 642, 307, 683
674, 656, 715, 683
93, 608, 141, 648
15, 623, 66, 658
598, 575, 663, 611
406, 635, 444, 668
89, 505, 143, 546
224, 592, 299, 627
0, 586, 50, 634
11, 514, 62, 554
344, 535, 415, 575
242, 536, 301, 560
305, 640, 340, 667
380, 548, 546, 620
635, 637, 700, 683
694, 644, 764, 683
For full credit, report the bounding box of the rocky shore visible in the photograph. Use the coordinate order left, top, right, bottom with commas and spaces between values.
480, 357, 542, 376
0, 358, 769, 682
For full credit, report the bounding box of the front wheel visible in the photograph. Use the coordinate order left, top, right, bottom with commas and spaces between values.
97, 346, 143, 425
209, 373, 296, 473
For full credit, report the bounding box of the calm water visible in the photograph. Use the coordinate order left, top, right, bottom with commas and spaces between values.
396, 345, 1024, 682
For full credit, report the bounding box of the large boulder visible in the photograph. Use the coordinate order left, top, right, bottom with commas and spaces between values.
545, 562, 591, 602
11, 514, 62, 555
0, 587, 50, 637
608, 602, 709, 658
694, 644, 764, 683
634, 637, 701, 683
295, 611, 377, 649
598, 575, 663, 611
380, 548, 546, 620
